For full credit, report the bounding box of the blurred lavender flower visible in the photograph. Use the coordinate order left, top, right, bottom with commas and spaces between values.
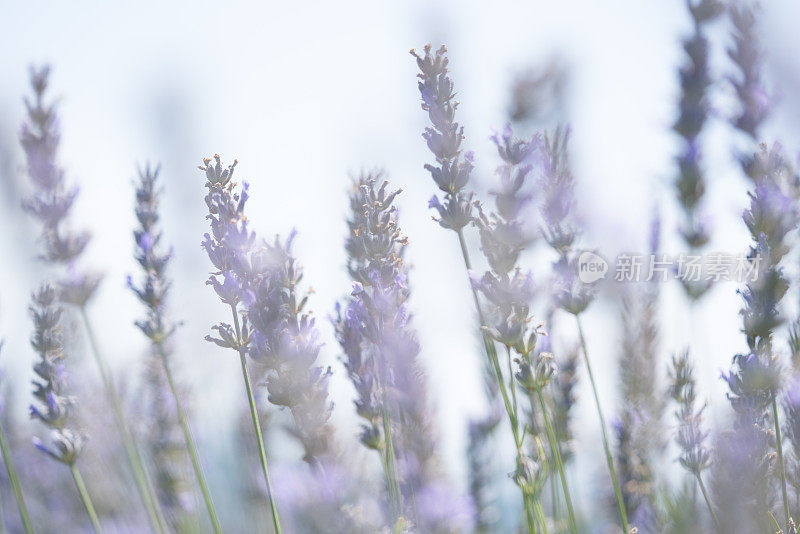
20, 66, 101, 305
128, 164, 208, 528
724, 145, 797, 415
335, 175, 439, 522
29, 284, 86, 464
411, 44, 475, 231
540, 129, 596, 315
201, 155, 334, 468
728, 0, 771, 140
614, 274, 665, 527
674, 0, 722, 297
248, 233, 334, 466
667, 351, 718, 529
669, 352, 710, 476
722, 143, 798, 531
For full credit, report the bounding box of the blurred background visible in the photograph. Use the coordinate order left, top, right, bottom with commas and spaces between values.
2, 0, 800, 531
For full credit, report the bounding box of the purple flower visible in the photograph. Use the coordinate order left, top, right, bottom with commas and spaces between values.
412, 44, 475, 231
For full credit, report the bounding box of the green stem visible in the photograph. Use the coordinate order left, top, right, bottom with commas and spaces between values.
523, 495, 537, 534
79, 308, 168, 533
533, 498, 550, 534
575, 315, 629, 534
157, 345, 221, 533
0, 422, 34, 533
230, 305, 282, 534
69, 463, 102, 534
772, 396, 791, 530
695, 472, 719, 529
381, 408, 404, 521
536, 390, 577, 534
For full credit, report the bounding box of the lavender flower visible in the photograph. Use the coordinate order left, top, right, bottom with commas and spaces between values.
540, 129, 596, 315
29, 284, 85, 464
201, 155, 333, 467
728, 0, 770, 139
669, 351, 710, 476
722, 143, 798, 530
335, 175, 437, 520
411, 44, 475, 231
20, 66, 101, 305
614, 278, 665, 525
129, 164, 223, 531
248, 233, 334, 466
674, 0, 721, 253
723, 145, 797, 416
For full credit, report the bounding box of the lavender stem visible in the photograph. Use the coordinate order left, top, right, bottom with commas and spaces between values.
79, 307, 168, 533
772, 395, 790, 529
69, 463, 101, 534
575, 315, 629, 533
0, 421, 34, 533
230, 304, 282, 534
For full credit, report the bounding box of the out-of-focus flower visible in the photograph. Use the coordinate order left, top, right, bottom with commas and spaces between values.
20, 66, 101, 305
29, 284, 86, 465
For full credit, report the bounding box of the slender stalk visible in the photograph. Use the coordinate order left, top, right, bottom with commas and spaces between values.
78, 308, 168, 533
575, 315, 629, 533
157, 345, 221, 533
381, 408, 404, 521
772, 396, 791, 530
455, 228, 536, 532
0, 423, 34, 534
535, 390, 577, 534
533, 498, 550, 534
230, 304, 282, 534
522, 492, 536, 534
695, 472, 719, 529
69, 463, 101, 534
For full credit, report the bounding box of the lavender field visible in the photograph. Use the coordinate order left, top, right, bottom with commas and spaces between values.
2, 0, 800, 532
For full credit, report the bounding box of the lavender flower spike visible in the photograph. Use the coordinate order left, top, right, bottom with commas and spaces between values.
411, 44, 475, 231
130, 164, 221, 532
668, 351, 717, 527
20, 66, 101, 305
199, 154, 282, 534
335, 174, 438, 524
674, 0, 722, 298
246, 232, 335, 467
723, 144, 799, 530
728, 0, 770, 140
29, 284, 100, 532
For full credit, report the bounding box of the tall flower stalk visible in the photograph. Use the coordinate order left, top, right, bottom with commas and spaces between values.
28, 284, 99, 533
668, 351, 717, 528
199, 155, 282, 533
335, 175, 438, 526
128, 164, 221, 532
473, 124, 578, 533
541, 128, 629, 532
0, 344, 34, 534
722, 145, 798, 531
411, 43, 540, 532
19, 66, 167, 533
